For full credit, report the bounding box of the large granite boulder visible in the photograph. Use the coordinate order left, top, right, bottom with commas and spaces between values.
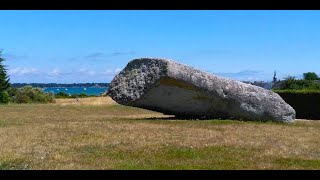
108, 58, 296, 122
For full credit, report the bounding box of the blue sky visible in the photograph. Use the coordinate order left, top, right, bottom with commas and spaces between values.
1, 10, 320, 83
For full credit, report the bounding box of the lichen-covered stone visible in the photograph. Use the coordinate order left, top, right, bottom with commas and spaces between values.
109, 58, 296, 122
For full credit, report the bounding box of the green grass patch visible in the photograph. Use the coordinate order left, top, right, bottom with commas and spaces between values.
72, 144, 255, 170
0, 118, 25, 128
274, 158, 320, 169
0, 159, 30, 170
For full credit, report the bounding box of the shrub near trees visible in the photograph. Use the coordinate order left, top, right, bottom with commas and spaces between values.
55, 91, 96, 99
274, 73, 320, 91
8, 86, 55, 104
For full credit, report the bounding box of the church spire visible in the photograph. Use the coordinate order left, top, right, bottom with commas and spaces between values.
273, 70, 277, 83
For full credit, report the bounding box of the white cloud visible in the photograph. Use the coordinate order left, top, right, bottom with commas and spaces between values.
85, 52, 105, 59
115, 68, 122, 73
110, 51, 135, 57
103, 70, 113, 75
8, 66, 122, 83
79, 68, 87, 73
103, 68, 122, 76
8, 67, 39, 76
87, 71, 96, 76
78, 68, 96, 76
215, 70, 272, 82
48, 68, 60, 76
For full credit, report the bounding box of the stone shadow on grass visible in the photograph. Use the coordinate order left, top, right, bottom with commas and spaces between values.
139, 115, 287, 124
141, 115, 239, 121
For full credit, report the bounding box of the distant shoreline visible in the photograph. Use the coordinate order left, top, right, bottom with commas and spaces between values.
11, 83, 110, 88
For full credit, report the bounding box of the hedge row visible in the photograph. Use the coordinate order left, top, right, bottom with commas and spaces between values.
273, 89, 320, 94
274, 90, 320, 120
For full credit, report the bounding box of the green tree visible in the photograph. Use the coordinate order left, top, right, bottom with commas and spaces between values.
303, 72, 319, 80
0, 50, 10, 104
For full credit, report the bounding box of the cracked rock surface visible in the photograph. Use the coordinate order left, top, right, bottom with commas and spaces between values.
109, 58, 296, 122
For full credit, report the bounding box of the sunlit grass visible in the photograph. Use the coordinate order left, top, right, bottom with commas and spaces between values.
0, 97, 319, 169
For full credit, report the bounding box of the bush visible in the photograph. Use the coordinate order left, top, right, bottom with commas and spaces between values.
274, 90, 320, 120
0, 91, 10, 104
9, 86, 55, 104
7, 87, 18, 97
13, 93, 32, 103
70, 93, 95, 98
55, 92, 98, 99
46, 92, 55, 103
78, 93, 88, 98
55, 92, 70, 99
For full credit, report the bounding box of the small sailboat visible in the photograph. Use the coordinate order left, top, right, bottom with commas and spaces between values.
84, 88, 87, 90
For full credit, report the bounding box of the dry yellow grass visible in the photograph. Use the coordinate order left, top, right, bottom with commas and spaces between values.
54, 96, 117, 106
0, 97, 319, 170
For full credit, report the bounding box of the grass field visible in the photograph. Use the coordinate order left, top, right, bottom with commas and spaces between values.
0, 97, 319, 170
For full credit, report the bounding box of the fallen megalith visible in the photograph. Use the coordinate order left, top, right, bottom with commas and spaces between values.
108, 58, 296, 122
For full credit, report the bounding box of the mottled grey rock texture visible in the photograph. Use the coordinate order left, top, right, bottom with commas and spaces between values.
109, 58, 296, 122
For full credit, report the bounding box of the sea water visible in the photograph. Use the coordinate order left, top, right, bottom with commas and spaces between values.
43, 87, 108, 96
